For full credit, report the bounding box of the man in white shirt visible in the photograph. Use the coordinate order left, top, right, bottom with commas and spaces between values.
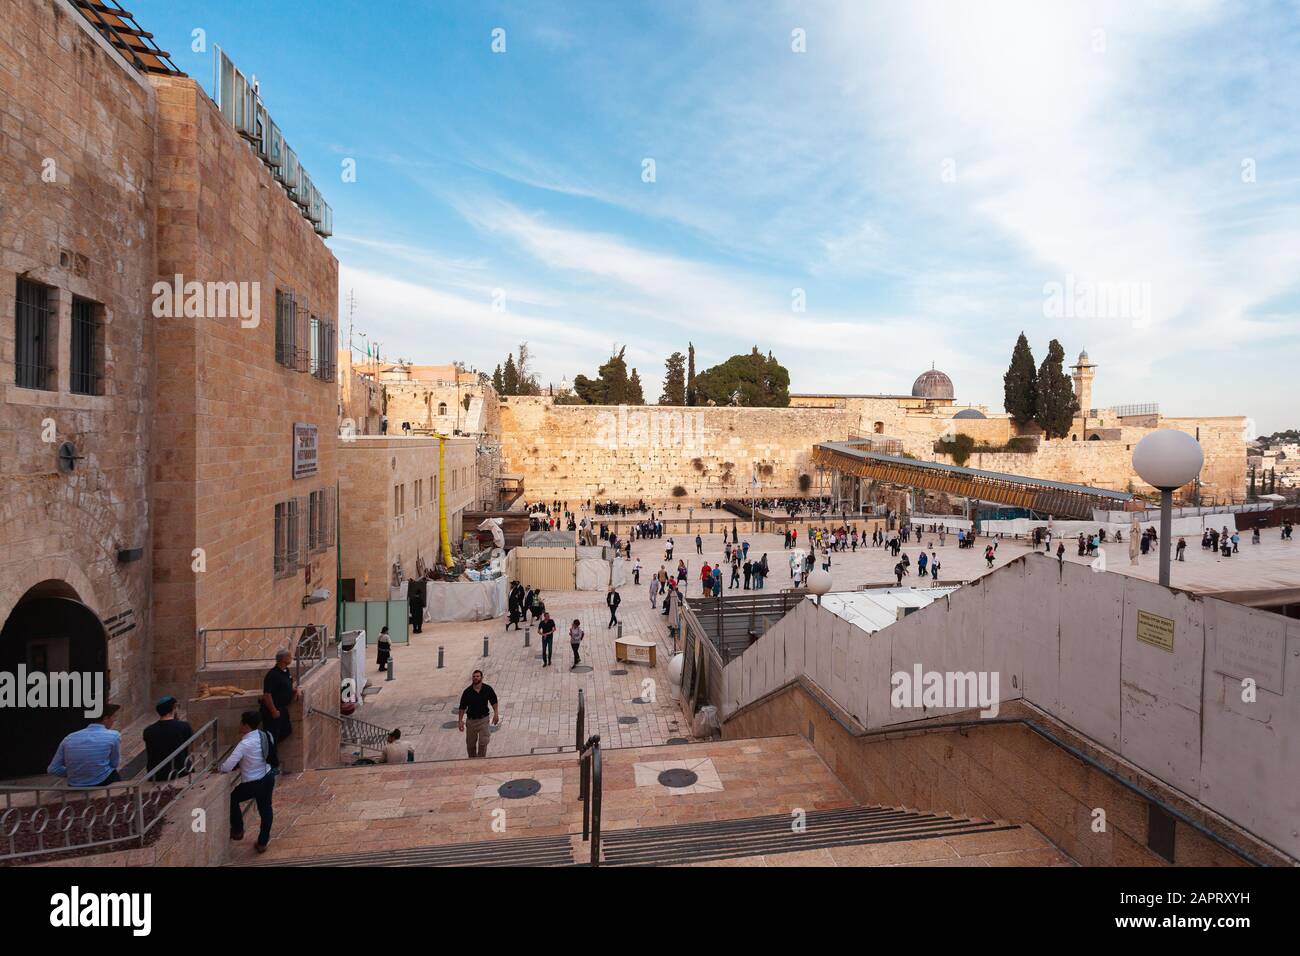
220, 710, 278, 853
379, 728, 413, 764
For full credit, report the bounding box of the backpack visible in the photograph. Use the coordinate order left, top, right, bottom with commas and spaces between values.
258, 730, 281, 776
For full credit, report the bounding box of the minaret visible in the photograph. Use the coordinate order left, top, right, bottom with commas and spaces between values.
1070, 348, 1096, 416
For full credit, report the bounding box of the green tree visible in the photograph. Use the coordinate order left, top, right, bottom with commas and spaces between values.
501, 353, 519, 396
570, 347, 645, 405
491, 364, 504, 394
660, 351, 687, 405
694, 347, 791, 407
628, 368, 645, 405
1034, 339, 1079, 439
686, 342, 697, 406
1002, 332, 1038, 426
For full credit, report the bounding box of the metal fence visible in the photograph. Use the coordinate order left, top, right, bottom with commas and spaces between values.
199, 624, 329, 685
309, 707, 392, 756
0, 719, 220, 863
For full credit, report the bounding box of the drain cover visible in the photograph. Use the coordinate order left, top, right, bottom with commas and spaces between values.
571, 665, 593, 673
441, 720, 460, 730
658, 768, 698, 788
609, 669, 629, 676
497, 778, 542, 799
618, 716, 639, 725
666, 737, 690, 745
631, 696, 651, 704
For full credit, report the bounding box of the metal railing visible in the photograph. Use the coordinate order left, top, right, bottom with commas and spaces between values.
575, 688, 586, 753
199, 624, 329, 685
0, 719, 221, 863
308, 707, 392, 756
578, 734, 603, 867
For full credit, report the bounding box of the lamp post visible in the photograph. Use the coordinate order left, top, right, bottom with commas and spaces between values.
807, 568, 832, 606
1132, 430, 1204, 588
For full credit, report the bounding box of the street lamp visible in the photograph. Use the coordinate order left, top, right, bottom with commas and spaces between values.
1132, 430, 1204, 588
807, 568, 832, 606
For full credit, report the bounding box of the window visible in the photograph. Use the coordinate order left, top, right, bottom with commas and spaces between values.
70, 296, 103, 395
275, 289, 297, 368
308, 487, 336, 553
309, 315, 320, 376
314, 319, 335, 382
414, 479, 423, 510
274, 499, 302, 578
15, 278, 53, 390
437, 402, 447, 416
394, 483, 404, 517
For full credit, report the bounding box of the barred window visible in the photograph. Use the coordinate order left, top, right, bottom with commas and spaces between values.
275, 290, 297, 368
273, 499, 301, 577
70, 296, 103, 396
15, 278, 54, 390
309, 316, 320, 376
308, 487, 336, 552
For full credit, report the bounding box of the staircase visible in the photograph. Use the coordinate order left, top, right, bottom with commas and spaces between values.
599, 805, 1019, 867
255, 805, 1019, 867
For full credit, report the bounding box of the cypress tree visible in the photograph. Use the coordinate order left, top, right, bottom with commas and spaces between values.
1002, 332, 1038, 426
660, 352, 686, 405
1034, 339, 1079, 439
686, 342, 697, 406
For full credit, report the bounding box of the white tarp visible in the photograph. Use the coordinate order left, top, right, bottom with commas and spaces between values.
576, 558, 611, 590
477, 518, 505, 549
427, 577, 508, 622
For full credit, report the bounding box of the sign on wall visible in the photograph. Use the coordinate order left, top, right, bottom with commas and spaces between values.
293, 423, 318, 479
1135, 609, 1175, 653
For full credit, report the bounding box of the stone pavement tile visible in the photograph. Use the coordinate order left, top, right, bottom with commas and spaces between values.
760, 847, 838, 866
895, 857, 991, 867
827, 839, 960, 866
942, 826, 1051, 857
980, 846, 1076, 866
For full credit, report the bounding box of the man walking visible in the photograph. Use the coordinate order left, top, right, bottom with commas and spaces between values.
457, 670, 500, 758
538, 611, 556, 666
606, 585, 621, 628
695, 533, 703, 555
221, 710, 278, 853
569, 619, 586, 669
407, 575, 427, 634
48, 703, 122, 787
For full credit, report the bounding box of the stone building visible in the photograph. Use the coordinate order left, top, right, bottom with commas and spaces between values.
337, 435, 476, 601
0, 0, 338, 776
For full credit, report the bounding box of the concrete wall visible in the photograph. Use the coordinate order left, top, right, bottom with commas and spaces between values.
149, 75, 338, 693
0, 0, 158, 719
721, 554, 1300, 859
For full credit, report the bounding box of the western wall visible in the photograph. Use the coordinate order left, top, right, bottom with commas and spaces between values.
497, 395, 1247, 504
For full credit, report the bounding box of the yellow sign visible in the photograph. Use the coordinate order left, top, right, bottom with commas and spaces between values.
1136, 610, 1175, 653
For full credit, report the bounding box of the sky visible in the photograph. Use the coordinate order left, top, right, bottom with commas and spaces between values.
137, 0, 1300, 433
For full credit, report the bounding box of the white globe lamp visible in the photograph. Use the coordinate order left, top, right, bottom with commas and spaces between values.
806, 568, 832, 605
1131, 430, 1204, 587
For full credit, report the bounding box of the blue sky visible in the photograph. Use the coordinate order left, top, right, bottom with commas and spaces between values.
138, 0, 1300, 432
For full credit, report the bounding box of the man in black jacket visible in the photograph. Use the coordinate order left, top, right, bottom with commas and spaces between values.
606, 585, 621, 628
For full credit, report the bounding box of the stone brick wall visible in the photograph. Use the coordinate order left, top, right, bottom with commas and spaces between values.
500, 395, 1246, 504
338, 435, 476, 599
0, 0, 158, 719
149, 76, 339, 695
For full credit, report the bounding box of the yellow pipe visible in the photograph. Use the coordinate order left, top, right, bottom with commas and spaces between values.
438, 433, 453, 567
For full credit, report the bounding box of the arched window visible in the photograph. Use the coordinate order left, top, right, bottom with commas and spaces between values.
1089, 434, 1100, 441
437, 402, 447, 416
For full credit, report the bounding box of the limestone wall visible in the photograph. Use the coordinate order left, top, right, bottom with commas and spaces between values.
0, 0, 158, 720
499, 396, 859, 501
149, 74, 338, 692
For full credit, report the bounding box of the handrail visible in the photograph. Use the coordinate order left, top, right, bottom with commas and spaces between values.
578, 734, 602, 867
728, 676, 1276, 868
308, 707, 392, 755
575, 688, 586, 753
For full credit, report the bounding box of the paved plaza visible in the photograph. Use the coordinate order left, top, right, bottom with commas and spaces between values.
351, 523, 1300, 765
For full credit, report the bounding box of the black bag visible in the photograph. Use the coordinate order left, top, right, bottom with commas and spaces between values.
259, 730, 281, 776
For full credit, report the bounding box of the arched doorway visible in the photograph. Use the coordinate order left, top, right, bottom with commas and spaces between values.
0, 583, 109, 779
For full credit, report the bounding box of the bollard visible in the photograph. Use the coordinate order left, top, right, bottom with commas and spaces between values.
617, 622, 623, 640
482, 635, 490, 657
524, 626, 531, 647
386, 657, 395, 681
437, 645, 445, 669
